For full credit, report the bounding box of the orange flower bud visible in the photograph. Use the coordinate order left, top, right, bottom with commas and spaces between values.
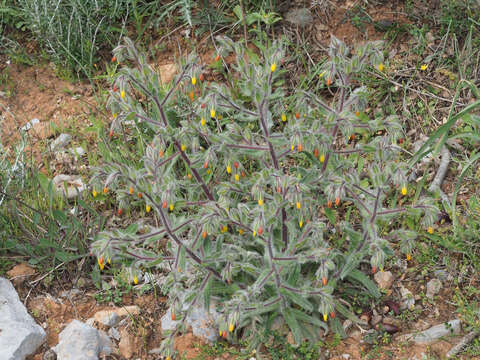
326, 78, 332, 87
103, 187, 109, 194
203, 160, 209, 169
137, 192, 142, 198
189, 91, 194, 101
215, 54, 221, 61
117, 209, 123, 216
162, 200, 168, 209
330, 311, 335, 319
327, 200, 333, 208
171, 312, 176, 321
372, 266, 377, 274
258, 226, 263, 236
295, 112, 300, 119
111, 56, 116, 63
129, 186, 134, 195
233, 161, 239, 169
199, 73, 205, 81
297, 144, 303, 152
202, 230, 207, 239
322, 276, 327, 286
335, 197, 340, 206
109, 129, 114, 138
314, 148, 319, 158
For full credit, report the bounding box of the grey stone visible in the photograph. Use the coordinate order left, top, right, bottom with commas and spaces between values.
50, 134, 72, 151
426, 279, 442, 299
94, 309, 120, 327
72, 147, 85, 157
285, 8, 313, 27
21, 118, 40, 131
43, 349, 57, 360
0, 277, 46, 360
53, 175, 86, 199
161, 300, 220, 343
434, 269, 451, 281
108, 327, 121, 341
54, 320, 110, 360
374, 271, 394, 290
400, 285, 415, 310
98, 330, 113, 355
398, 319, 462, 345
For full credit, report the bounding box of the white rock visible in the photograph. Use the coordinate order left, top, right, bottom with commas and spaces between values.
108, 327, 121, 341
374, 271, 394, 290
54, 320, 111, 360
21, 118, 40, 131
53, 174, 86, 199
398, 319, 461, 344
0, 277, 46, 360
72, 147, 86, 157
426, 279, 442, 299
50, 133, 72, 151
400, 285, 415, 310
161, 300, 220, 343
94, 310, 120, 327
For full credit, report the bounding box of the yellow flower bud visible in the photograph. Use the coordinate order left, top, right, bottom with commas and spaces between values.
120, 90, 125, 99
181, 144, 186, 151
258, 198, 263, 206
323, 313, 328, 321
401, 186, 407, 196
281, 113, 286, 122
406, 253, 412, 261
320, 154, 325, 163
234, 174, 239, 182
226, 165, 231, 174
146, 205, 151, 213
427, 226, 434, 234
378, 63, 384, 72
238, 228, 244, 235
200, 117, 206, 126
169, 203, 174, 211
92, 189, 98, 198
210, 108, 216, 118
113, 113, 117, 118
133, 276, 138, 284
420, 64, 428, 71
253, 230, 257, 237
192, 77, 197, 85
299, 220, 303, 228
229, 323, 234, 332
296, 202, 301, 209
270, 63, 277, 72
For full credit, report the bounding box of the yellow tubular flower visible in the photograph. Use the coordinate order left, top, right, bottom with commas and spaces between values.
92, 189, 98, 198
323, 313, 328, 321
181, 144, 186, 151
210, 108, 216, 118
270, 63, 277, 72
120, 90, 125, 99
299, 220, 303, 228
378, 63, 384, 72
401, 186, 407, 196
191, 77, 197, 85
281, 113, 286, 122
146, 205, 151, 213
296, 202, 301, 209
169, 203, 174, 211
253, 230, 257, 237
201, 117, 206, 126
133, 276, 138, 285
234, 174, 239, 182
258, 199, 263, 206
320, 154, 325, 163
227, 165, 231, 174
229, 323, 234, 332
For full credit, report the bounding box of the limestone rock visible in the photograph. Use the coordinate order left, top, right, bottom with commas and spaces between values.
0, 277, 46, 360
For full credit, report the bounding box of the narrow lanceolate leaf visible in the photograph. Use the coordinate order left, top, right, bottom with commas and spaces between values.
346, 269, 381, 299
283, 308, 303, 345
280, 287, 314, 312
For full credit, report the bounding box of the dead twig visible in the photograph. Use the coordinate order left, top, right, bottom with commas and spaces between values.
447, 329, 480, 358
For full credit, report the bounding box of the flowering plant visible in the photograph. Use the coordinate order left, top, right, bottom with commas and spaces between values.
91, 36, 438, 357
